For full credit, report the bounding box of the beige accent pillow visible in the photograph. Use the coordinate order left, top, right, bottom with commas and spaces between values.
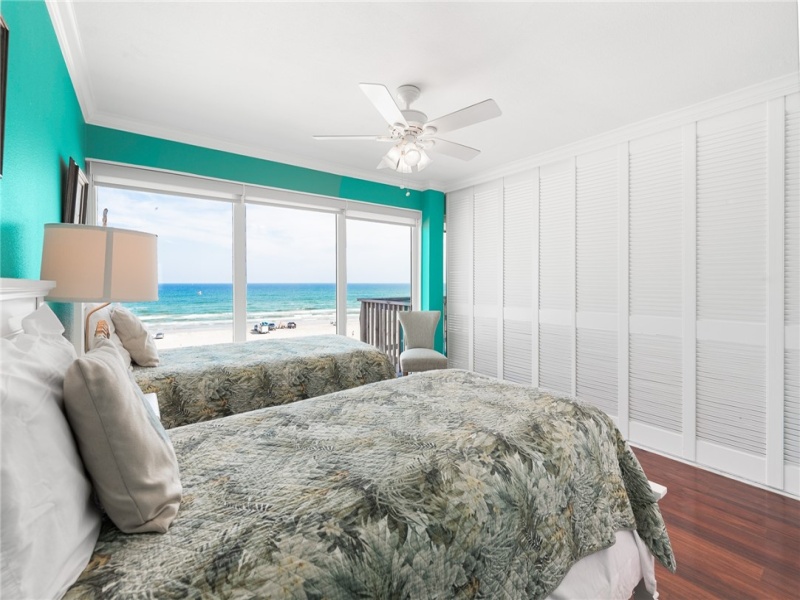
63, 339, 181, 533
111, 305, 159, 367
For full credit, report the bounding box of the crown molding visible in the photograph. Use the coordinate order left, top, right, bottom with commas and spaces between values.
443, 72, 800, 193
46, 0, 96, 121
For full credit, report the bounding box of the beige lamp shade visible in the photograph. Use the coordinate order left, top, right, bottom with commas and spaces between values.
41, 224, 158, 303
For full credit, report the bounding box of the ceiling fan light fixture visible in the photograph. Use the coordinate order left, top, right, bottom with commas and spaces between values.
403, 145, 422, 167
416, 150, 432, 171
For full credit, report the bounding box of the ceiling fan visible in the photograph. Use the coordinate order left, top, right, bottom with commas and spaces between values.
313, 83, 502, 173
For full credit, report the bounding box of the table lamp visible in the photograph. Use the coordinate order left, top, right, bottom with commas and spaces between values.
40, 224, 158, 350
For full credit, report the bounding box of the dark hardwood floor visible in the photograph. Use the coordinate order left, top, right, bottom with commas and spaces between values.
633, 447, 800, 600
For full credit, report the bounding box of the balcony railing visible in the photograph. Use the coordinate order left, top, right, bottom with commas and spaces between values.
358, 297, 411, 373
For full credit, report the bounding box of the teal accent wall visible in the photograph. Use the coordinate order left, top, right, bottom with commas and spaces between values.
421, 189, 445, 352
0, 0, 86, 279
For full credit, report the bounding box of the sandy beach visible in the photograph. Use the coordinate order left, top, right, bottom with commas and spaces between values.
151, 316, 362, 349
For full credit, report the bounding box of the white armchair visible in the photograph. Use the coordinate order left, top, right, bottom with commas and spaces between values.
397, 310, 448, 376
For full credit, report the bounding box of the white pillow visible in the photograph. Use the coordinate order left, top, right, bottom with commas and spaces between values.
0, 305, 102, 600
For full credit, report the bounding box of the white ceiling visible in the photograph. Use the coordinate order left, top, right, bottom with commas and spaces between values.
49, 1, 799, 191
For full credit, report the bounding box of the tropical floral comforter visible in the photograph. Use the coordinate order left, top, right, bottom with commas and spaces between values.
67, 370, 675, 599
133, 335, 396, 428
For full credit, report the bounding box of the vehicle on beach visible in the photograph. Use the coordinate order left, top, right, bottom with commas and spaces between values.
287, 322, 296, 329
154, 332, 164, 340
252, 321, 273, 334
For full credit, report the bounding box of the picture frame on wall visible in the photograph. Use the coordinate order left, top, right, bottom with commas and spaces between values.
62, 158, 89, 224
1, 16, 9, 178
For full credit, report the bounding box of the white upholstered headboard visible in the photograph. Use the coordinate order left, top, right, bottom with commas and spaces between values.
0, 278, 55, 338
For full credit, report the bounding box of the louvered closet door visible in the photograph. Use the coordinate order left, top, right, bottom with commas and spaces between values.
538, 161, 574, 394
576, 148, 618, 416
785, 93, 800, 481
696, 104, 768, 482
628, 129, 684, 454
503, 170, 537, 384
446, 188, 473, 370
473, 181, 502, 377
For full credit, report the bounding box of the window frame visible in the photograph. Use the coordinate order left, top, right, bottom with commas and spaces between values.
87, 160, 421, 341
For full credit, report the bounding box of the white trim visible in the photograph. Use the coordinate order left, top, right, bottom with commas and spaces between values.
531, 168, 541, 388
335, 213, 348, 336
411, 221, 421, 310
445, 73, 800, 192
696, 440, 767, 486
45, 0, 94, 121
629, 421, 683, 457
569, 157, 577, 397
629, 443, 799, 501
695, 320, 767, 346
617, 142, 630, 438
681, 122, 698, 462
232, 197, 247, 343
629, 316, 682, 337
766, 96, 786, 488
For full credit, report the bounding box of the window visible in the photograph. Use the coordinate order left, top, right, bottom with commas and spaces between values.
245, 204, 336, 341
95, 186, 233, 347
88, 161, 420, 348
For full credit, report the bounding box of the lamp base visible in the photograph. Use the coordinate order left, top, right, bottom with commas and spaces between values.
84, 302, 110, 351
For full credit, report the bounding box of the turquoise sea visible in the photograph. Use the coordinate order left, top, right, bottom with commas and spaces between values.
124, 283, 410, 330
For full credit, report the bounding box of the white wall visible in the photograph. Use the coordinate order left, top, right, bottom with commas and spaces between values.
446, 80, 799, 497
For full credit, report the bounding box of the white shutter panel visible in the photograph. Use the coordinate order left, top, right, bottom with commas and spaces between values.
786, 349, 800, 465
629, 131, 683, 318
474, 317, 498, 377
473, 181, 502, 377
447, 314, 470, 370
539, 167, 573, 311
628, 130, 684, 436
575, 150, 618, 414
697, 340, 766, 455
576, 152, 617, 314
539, 324, 572, 394
538, 162, 573, 394
503, 170, 536, 384
696, 105, 767, 460
503, 321, 532, 384
503, 172, 535, 309
446, 189, 473, 369
576, 329, 617, 415
629, 334, 683, 433
697, 109, 768, 323
785, 93, 800, 466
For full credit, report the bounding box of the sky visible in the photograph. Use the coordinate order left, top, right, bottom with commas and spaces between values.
96, 187, 411, 284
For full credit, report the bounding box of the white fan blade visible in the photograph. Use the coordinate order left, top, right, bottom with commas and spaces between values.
359, 83, 408, 127
428, 138, 481, 161
426, 99, 501, 134
313, 135, 393, 141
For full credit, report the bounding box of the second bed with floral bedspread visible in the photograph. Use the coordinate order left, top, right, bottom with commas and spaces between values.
67, 369, 675, 599
133, 335, 396, 427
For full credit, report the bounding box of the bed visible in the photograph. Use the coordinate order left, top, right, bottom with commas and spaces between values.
0, 278, 675, 600
132, 335, 397, 428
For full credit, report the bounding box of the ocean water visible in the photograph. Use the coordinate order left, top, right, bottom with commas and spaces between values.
124, 283, 410, 330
